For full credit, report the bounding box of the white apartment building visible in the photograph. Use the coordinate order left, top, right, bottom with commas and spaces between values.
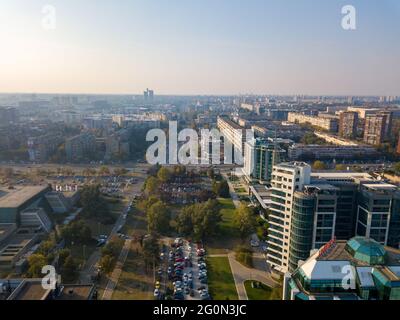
267, 162, 311, 273
287, 112, 338, 132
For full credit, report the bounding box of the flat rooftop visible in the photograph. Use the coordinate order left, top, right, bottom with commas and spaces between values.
311, 172, 373, 180
0, 186, 49, 208
218, 116, 244, 129
56, 285, 95, 300
8, 281, 51, 300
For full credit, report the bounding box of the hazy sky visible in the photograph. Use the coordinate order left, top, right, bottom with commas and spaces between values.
0, 0, 399, 95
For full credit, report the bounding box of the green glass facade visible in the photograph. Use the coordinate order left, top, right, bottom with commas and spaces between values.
289, 193, 315, 272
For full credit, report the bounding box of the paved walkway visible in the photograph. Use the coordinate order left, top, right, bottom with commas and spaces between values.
102, 239, 132, 300
227, 252, 277, 300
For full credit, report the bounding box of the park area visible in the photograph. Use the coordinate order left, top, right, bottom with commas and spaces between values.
207, 256, 238, 300
244, 280, 282, 300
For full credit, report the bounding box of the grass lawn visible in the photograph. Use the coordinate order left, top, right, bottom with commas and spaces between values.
244, 281, 282, 300
207, 257, 238, 300
207, 198, 241, 253
112, 242, 154, 300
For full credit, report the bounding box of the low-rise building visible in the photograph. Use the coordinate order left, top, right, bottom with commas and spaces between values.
284, 237, 400, 300
288, 112, 338, 132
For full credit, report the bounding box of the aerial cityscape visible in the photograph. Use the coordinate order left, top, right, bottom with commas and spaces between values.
1, 0, 400, 308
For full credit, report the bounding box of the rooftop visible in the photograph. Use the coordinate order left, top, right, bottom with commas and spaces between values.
55, 284, 95, 300
0, 186, 50, 208
8, 280, 51, 300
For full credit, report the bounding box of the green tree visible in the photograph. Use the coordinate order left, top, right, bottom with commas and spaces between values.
234, 203, 256, 240
335, 164, 347, 171
98, 166, 110, 176
61, 220, 92, 245
27, 254, 47, 277
394, 162, 400, 174
176, 206, 194, 236
157, 167, 171, 183
213, 179, 230, 198
144, 176, 160, 195
312, 160, 327, 170
62, 256, 78, 281
58, 249, 71, 267
99, 255, 115, 274
147, 201, 171, 235
143, 235, 160, 267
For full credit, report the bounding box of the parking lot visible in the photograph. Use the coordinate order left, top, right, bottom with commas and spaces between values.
155, 238, 211, 300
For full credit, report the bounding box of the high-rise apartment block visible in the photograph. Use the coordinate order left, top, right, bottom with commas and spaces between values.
363, 113, 387, 145
339, 111, 358, 138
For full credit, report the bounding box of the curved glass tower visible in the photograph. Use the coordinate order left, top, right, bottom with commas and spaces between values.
289, 192, 316, 272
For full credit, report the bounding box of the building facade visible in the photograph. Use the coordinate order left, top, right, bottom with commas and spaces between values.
65, 133, 96, 162
244, 138, 285, 184
284, 237, 400, 300
288, 112, 338, 132
339, 111, 358, 139
363, 114, 387, 145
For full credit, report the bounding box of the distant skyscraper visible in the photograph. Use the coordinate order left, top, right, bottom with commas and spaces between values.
339, 111, 358, 139
144, 88, 154, 101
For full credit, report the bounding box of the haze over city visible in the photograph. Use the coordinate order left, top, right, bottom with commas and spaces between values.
1, 0, 400, 95
2, 0, 400, 310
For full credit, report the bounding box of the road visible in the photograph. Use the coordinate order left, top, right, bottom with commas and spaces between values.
79, 170, 146, 284
102, 239, 132, 300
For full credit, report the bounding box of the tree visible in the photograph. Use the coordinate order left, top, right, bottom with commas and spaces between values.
312, 160, 327, 170
61, 220, 92, 245
335, 164, 347, 171
143, 235, 160, 267
207, 168, 215, 180
98, 166, 110, 176
27, 254, 47, 278
102, 235, 124, 257
144, 176, 160, 195
58, 249, 71, 267
176, 206, 194, 236
99, 255, 115, 274
38, 239, 55, 256
394, 162, 400, 174
147, 201, 171, 234
213, 179, 230, 198
234, 203, 256, 240
79, 184, 110, 218
157, 167, 171, 183
137, 195, 160, 212
62, 256, 78, 281
176, 199, 222, 241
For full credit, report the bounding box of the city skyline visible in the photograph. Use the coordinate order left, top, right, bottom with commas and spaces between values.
0, 0, 400, 96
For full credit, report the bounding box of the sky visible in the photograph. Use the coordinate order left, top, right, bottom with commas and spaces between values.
0, 0, 399, 96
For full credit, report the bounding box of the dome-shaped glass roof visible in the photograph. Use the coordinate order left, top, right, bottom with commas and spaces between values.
346, 237, 387, 265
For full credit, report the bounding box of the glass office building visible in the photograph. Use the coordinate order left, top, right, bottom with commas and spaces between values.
284, 237, 400, 300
